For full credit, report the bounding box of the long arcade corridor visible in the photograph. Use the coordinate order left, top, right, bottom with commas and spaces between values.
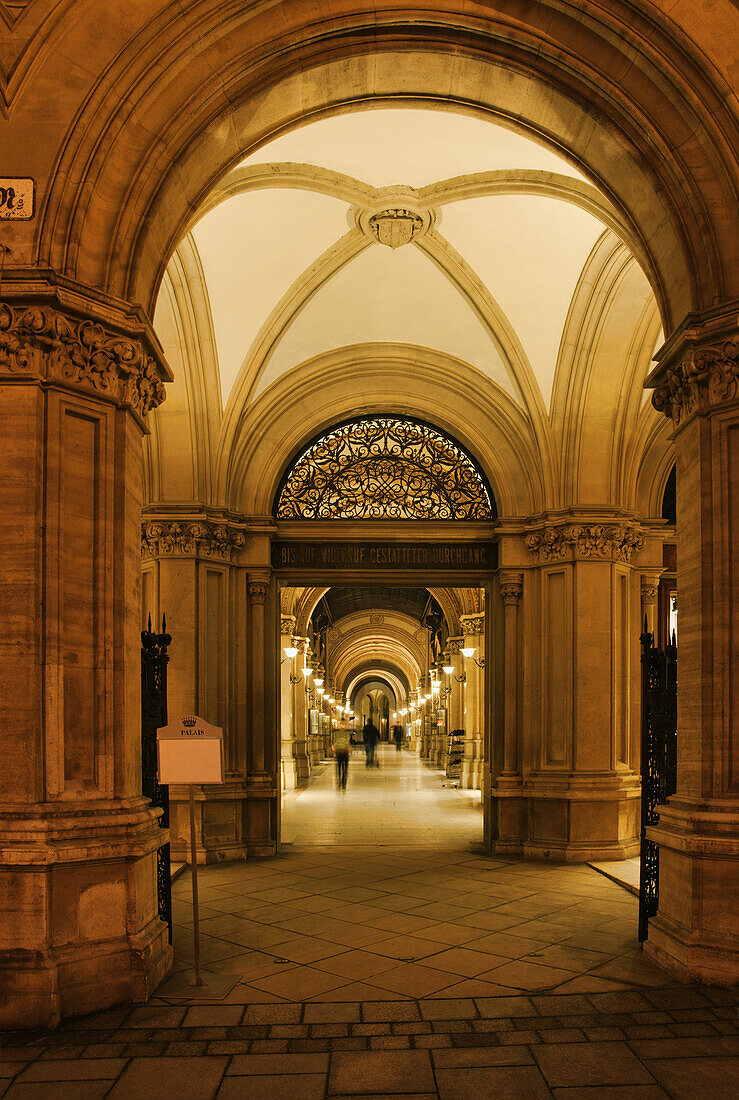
281, 745, 482, 848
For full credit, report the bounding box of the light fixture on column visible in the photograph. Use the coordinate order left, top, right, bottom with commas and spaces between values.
314, 678, 324, 688
442, 664, 454, 698
462, 645, 485, 669
283, 645, 302, 684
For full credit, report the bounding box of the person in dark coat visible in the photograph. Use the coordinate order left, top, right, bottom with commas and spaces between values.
392, 724, 404, 752
363, 720, 380, 767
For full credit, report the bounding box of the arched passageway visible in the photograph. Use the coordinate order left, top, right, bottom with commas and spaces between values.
1, 1, 737, 1029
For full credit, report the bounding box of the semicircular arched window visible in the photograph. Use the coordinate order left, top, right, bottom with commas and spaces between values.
275, 416, 496, 520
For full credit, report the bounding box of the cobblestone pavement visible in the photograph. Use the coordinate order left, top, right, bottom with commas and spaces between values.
2, 987, 737, 1097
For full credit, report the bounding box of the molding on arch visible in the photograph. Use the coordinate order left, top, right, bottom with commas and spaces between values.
221, 345, 544, 516
31, 9, 739, 329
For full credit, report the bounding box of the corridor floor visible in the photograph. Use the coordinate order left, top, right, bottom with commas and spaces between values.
281, 744, 482, 847
2, 750, 736, 1097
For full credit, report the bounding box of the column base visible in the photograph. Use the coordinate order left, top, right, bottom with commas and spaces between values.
245, 775, 278, 857
169, 778, 248, 864
0, 798, 173, 1029
490, 773, 641, 862
644, 797, 739, 987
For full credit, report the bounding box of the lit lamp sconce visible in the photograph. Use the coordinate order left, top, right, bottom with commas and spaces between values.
442, 664, 454, 698
283, 646, 302, 684
456, 646, 484, 683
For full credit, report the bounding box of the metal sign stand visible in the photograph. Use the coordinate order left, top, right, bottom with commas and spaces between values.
153, 714, 239, 1003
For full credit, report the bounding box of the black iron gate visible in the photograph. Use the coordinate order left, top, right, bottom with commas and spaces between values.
638, 621, 677, 942
141, 614, 173, 941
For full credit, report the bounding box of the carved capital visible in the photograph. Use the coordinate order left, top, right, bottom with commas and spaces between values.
526, 523, 644, 563
280, 615, 296, 636
652, 339, 739, 425
248, 581, 269, 605
460, 613, 485, 636
0, 301, 166, 420
141, 519, 245, 561
641, 583, 659, 604
445, 635, 464, 656
499, 573, 523, 605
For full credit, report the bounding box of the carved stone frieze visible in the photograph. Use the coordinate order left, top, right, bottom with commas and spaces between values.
141, 520, 245, 561
526, 523, 644, 563
460, 614, 485, 636
652, 339, 739, 425
0, 301, 165, 419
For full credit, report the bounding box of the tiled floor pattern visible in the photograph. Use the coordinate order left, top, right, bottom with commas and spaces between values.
281, 745, 482, 847
3, 752, 736, 1096
2, 988, 737, 1098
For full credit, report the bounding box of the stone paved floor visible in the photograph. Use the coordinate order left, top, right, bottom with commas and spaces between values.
2, 749, 737, 1096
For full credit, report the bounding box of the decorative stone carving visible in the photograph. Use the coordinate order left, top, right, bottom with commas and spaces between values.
499, 580, 523, 605
280, 615, 296, 635
141, 519, 245, 561
526, 523, 644, 563
641, 583, 659, 604
0, 302, 165, 419
460, 614, 485, 635
368, 208, 424, 248
369, 612, 385, 625
248, 581, 269, 604
652, 339, 739, 425
446, 635, 464, 655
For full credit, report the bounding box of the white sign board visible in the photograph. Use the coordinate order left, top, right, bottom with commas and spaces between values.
0, 179, 34, 219
157, 715, 225, 784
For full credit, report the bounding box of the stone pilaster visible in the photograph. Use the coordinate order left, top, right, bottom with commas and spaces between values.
141, 510, 248, 866
0, 286, 172, 1027
640, 573, 662, 636
506, 514, 644, 860
459, 614, 485, 790
246, 572, 277, 856
281, 632, 311, 789
644, 313, 739, 985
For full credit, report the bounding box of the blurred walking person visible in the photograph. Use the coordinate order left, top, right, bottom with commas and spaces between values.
333, 722, 350, 790
363, 719, 380, 767
392, 723, 404, 752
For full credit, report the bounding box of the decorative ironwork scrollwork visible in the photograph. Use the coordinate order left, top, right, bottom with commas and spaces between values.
275, 417, 495, 520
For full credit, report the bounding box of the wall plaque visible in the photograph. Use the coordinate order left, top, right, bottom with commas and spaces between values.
0, 179, 34, 219
272, 541, 498, 571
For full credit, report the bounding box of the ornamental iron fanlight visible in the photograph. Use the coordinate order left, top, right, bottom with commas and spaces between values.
275, 416, 496, 521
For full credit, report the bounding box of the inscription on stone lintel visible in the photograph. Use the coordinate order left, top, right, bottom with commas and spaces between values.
272, 541, 497, 570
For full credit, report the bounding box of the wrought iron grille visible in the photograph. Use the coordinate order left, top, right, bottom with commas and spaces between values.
141, 613, 173, 941
638, 621, 677, 942
275, 416, 495, 520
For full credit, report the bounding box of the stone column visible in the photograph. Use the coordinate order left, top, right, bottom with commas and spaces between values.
512, 519, 643, 860
280, 615, 297, 790
460, 613, 486, 790
245, 572, 277, 855
641, 573, 661, 636
0, 291, 171, 1027
283, 634, 311, 788
441, 637, 464, 766
141, 515, 248, 865
644, 319, 739, 985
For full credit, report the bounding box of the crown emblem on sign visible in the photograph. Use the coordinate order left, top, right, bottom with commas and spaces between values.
182, 716, 197, 727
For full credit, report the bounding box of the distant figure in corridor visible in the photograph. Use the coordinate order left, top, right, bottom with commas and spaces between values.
392, 724, 404, 752
333, 723, 350, 790
363, 719, 380, 767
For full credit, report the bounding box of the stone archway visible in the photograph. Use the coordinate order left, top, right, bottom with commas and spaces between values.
1, 2, 737, 1028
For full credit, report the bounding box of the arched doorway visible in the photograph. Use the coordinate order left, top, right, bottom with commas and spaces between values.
2, 3, 737, 1027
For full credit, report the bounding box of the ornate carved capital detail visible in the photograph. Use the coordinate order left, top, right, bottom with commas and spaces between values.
141, 519, 245, 561
498, 573, 523, 606
248, 580, 269, 605
0, 301, 166, 419
526, 523, 644, 563
460, 614, 485, 636
280, 615, 296, 636
641, 582, 659, 604
445, 635, 464, 656
652, 339, 739, 425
